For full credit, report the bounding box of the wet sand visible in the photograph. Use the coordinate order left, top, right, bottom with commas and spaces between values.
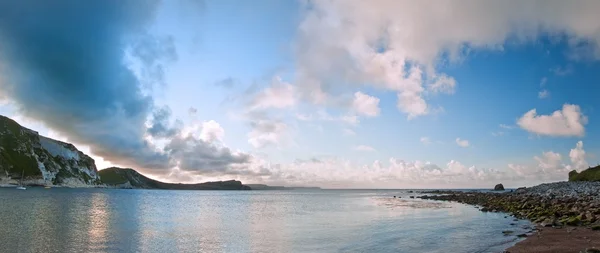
504, 226, 600, 253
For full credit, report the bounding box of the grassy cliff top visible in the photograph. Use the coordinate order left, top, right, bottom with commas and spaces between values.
569, 166, 600, 182
98, 167, 131, 185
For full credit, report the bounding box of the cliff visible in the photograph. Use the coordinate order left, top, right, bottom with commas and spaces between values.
0, 115, 101, 187
569, 166, 600, 182
99, 167, 251, 190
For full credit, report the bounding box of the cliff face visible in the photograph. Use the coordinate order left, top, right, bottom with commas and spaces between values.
0, 115, 101, 186
99, 167, 251, 190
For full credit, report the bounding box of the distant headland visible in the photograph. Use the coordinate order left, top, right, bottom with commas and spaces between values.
0, 114, 316, 190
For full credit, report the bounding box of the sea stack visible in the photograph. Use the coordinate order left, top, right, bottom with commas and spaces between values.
494, 184, 505, 191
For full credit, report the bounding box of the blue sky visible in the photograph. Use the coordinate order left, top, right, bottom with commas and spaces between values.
1, 0, 600, 188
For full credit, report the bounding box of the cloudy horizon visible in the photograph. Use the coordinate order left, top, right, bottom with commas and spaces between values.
1, 0, 600, 188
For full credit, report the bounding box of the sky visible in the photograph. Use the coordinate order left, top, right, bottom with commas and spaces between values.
1, 0, 600, 188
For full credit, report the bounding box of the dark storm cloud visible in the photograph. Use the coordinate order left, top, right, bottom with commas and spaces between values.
0, 0, 254, 177
147, 107, 180, 138
0, 0, 172, 170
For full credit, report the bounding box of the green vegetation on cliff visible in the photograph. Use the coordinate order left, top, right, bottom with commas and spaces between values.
98, 167, 129, 185
569, 166, 600, 182
99, 167, 251, 190
0, 115, 43, 178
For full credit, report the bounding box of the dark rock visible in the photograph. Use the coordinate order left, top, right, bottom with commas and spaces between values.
584, 249, 600, 253
421, 181, 600, 230
494, 184, 505, 191
515, 187, 526, 193
409, 196, 415, 199
516, 233, 527, 238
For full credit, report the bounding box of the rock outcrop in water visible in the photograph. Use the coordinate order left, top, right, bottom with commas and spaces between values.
99, 167, 251, 190
494, 183, 505, 191
0, 115, 101, 187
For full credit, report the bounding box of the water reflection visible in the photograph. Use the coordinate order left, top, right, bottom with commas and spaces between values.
247, 192, 290, 252
27, 192, 60, 253
0, 188, 531, 253
86, 192, 109, 252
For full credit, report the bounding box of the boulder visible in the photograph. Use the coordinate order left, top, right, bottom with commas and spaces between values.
494, 184, 505, 191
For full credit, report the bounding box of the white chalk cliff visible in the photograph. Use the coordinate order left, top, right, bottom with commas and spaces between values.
0, 115, 100, 187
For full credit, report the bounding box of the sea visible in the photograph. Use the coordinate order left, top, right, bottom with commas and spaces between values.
0, 188, 531, 253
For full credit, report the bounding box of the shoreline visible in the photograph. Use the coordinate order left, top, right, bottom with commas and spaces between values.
504, 226, 600, 253
418, 181, 600, 252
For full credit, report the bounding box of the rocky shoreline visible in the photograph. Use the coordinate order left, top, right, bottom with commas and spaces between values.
420, 182, 600, 228
417, 182, 600, 252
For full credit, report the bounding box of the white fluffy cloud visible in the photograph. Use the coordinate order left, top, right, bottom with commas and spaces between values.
248, 76, 296, 110
247, 120, 288, 148
295, 1, 600, 119
509, 141, 588, 181
534, 151, 563, 172
199, 120, 224, 143
570, 141, 589, 170
517, 104, 587, 137
455, 138, 470, 148
352, 92, 380, 117
258, 157, 506, 188
397, 91, 428, 119
428, 74, 457, 94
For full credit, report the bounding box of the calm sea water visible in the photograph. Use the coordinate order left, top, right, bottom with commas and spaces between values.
0, 188, 530, 253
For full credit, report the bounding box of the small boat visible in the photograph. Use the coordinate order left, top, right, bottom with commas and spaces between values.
16, 170, 26, 190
